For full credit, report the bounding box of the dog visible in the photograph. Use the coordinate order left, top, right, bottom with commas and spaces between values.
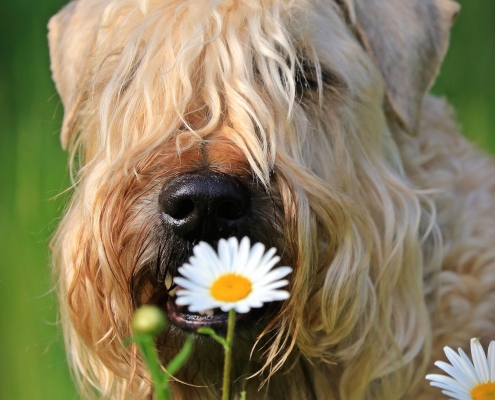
48, 0, 495, 398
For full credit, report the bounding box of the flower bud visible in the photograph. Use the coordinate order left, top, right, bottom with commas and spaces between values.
132, 305, 166, 335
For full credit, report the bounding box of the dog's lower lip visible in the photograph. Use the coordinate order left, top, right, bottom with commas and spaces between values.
166, 292, 245, 332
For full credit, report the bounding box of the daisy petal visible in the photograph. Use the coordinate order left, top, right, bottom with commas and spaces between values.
177, 265, 212, 286
488, 341, 495, 382
194, 242, 221, 274
444, 347, 478, 386
188, 301, 220, 312
236, 237, 251, 271
241, 242, 265, 275
227, 237, 239, 270
426, 374, 469, 394
254, 279, 289, 292
427, 338, 495, 399
250, 255, 281, 281
440, 389, 470, 400
175, 289, 210, 297
432, 362, 471, 390
173, 277, 206, 291
253, 267, 292, 288
250, 249, 278, 277
471, 338, 490, 382
244, 300, 263, 308
432, 368, 471, 390
265, 290, 290, 301
458, 348, 482, 384
218, 239, 232, 271
234, 303, 251, 313
219, 303, 235, 312
176, 297, 217, 312
429, 382, 465, 396
258, 247, 277, 269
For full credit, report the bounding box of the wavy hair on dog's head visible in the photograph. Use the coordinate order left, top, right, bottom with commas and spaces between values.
48, 0, 457, 398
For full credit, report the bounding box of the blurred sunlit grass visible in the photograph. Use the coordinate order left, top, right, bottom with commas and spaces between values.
433, 1, 495, 153
0, 1, 76, 399
0, 1, 493, 399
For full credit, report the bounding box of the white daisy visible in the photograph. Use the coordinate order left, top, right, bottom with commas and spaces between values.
173, 237, 292, 314
426, 338, 495, 400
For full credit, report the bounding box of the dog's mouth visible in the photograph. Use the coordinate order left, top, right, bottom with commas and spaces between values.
146, 172, 285, 333
152, 237, 272, 333
165, 285, 252, 332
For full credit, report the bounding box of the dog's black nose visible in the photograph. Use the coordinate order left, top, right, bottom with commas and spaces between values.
159, 174, 251, 242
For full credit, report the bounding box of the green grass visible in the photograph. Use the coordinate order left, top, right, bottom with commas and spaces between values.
0, 1, 76, 399
433, 0, 495, 152
0, 1, 494, 399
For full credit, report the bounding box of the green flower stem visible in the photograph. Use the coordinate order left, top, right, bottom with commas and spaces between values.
137, 334, 169, 400
222, 309, 236, 400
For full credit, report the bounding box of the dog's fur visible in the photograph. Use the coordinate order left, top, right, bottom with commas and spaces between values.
48, 0, 495, 399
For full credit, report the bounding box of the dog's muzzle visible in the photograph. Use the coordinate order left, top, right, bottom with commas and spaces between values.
158, 173, 257, 331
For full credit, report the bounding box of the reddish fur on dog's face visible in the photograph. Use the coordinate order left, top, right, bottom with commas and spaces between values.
49, 0, 463, 399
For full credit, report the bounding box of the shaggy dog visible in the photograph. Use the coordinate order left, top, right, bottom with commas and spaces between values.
48, 0, 495, 398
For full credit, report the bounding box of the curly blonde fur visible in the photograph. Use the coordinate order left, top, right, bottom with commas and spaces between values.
48, 0, 495, 399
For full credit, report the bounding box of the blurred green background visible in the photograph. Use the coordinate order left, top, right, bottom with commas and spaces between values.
0, 1, 494, 399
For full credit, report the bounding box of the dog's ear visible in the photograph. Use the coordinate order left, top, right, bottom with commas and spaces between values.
352, 0, 460, 134
48, 0, 102, 149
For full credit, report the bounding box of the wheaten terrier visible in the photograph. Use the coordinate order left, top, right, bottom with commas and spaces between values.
48, 0, 495, 398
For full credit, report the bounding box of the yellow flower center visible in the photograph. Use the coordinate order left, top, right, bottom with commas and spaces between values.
472, 382, 495, 400
210, 274, 252, 302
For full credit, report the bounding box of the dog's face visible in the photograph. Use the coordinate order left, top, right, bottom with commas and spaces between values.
49, 0, 460, 398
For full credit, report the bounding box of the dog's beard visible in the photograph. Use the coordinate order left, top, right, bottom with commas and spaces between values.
152, 327, 311, 399
154, 313, 274, 391
127, 180, 290, 384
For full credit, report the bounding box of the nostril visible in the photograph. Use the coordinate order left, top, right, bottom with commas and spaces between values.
166, 198, 195, 220
217, 199, 247, 220
159, 173, 252, 241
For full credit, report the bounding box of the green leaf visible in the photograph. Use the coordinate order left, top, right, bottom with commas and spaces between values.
240, 390, 247, 400
197, 327, 227, 347
165, 336, 194, 377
